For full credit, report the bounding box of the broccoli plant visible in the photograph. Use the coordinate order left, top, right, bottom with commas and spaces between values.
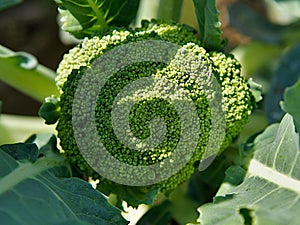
1, 0, 300, 225
42, 19, 254, 201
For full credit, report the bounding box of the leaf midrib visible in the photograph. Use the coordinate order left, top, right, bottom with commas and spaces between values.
0, 152, 66, 195
248, 159, 300, 195
86, 0, 108, 28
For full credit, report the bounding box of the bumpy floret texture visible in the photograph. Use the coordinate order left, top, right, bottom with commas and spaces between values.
56, 20, 254, 193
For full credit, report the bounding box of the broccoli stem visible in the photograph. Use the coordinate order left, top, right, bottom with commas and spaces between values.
135, 0, 183, 25
0, 114, 55, 144
0, 45, 59, 102
157, 0, 183, 21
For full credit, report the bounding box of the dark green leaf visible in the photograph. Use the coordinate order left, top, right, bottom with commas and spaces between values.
281, 78, 300, 136
105, 0, 140, 27
55, 0, 140, 39
187, 172, 217, 205
25, 133, 60, 155
224, 166, 246, 186
192, 0, 225, 51
265, 43, 300, 123
0, 100, 2, 114
0, 136, 127, 225
187, 147, 243, 206
0, 0, 22, 11
39, 96, 61, 124
0, 143, 38, 162
137, 200, 173, 225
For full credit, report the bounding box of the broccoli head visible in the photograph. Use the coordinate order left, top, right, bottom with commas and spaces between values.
51, 20, 254, 196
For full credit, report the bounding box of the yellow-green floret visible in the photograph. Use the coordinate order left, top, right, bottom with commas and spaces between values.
55, 20, 254, 194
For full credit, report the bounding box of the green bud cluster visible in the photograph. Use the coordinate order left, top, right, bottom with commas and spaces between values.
55, 20, 254, 194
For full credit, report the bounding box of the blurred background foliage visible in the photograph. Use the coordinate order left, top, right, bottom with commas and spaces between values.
2, 0, 300, 121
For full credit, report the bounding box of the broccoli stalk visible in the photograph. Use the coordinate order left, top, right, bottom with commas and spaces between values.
40, 20, 255, 203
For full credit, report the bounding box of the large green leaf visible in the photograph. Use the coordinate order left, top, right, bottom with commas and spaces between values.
282, 78, 300, 136
55, 0, 140, 39
0, 135, 128, 225
197, 114, 300, 225
192, 0, 225, 51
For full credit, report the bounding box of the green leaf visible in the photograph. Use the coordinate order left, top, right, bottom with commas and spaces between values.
0, 0, 22, 10
265, 43, 300, 123
98, 182, 159, 208
281, 78, 300, 136
187, 153, 235, 205
223, 165, 246, 186
39, 96, 61, 124
0, 143, 38, 162
0, 135, 128, 225
198, 114, 300, 225
25, 133, 60, 155
248, 78, 263, 103
107, 0, 140, 27
0, 45, 59, 102
55, 0, 140, 39
192, 0, 225, 51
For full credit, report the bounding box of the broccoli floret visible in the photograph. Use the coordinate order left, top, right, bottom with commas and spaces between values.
53, 20, 254, 194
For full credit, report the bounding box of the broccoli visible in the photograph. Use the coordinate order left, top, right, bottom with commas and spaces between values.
44, 20, 254, 196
